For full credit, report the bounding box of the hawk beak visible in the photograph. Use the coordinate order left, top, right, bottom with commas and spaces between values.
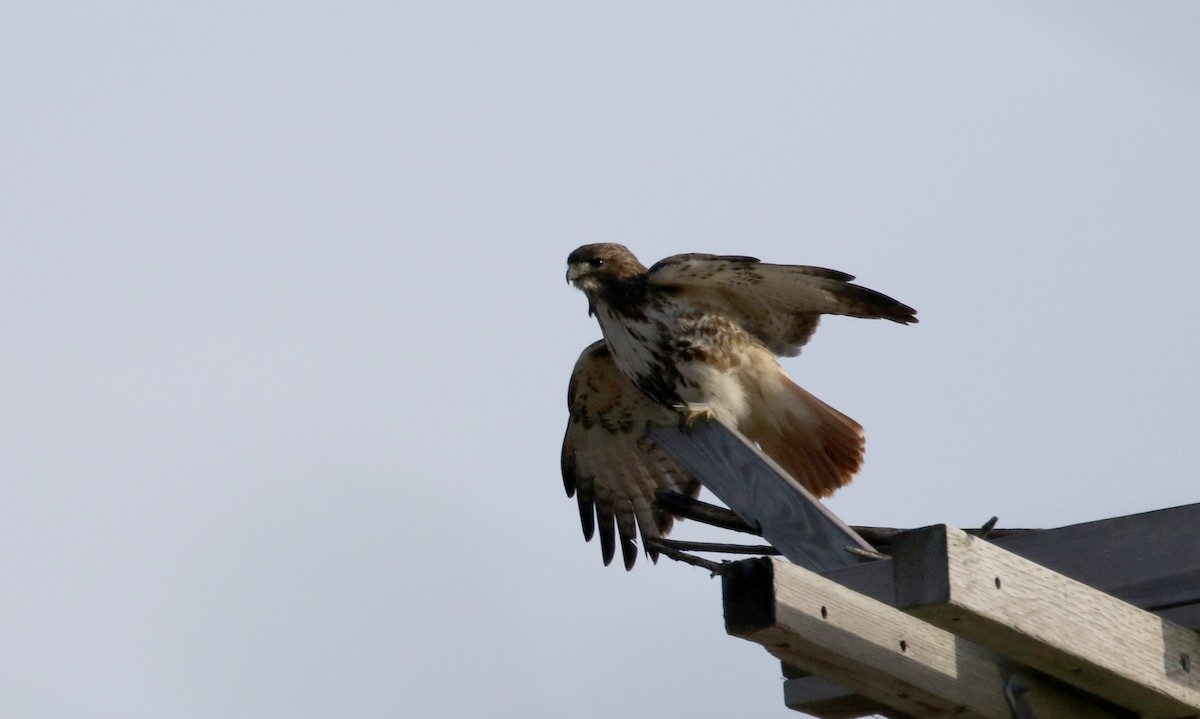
566, 265, 581, 284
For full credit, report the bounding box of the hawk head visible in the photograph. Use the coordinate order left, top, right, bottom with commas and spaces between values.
566, 243, 648, 293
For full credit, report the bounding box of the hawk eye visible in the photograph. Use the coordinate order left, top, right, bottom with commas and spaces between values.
588, 258, 605, 268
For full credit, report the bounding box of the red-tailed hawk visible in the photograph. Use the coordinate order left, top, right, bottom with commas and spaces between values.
562, 243, 916, 568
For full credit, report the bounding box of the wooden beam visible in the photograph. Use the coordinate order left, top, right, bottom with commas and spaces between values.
982, 502, 1200, 617
723, 557, 1127, 719
650, 420, 875, 573
822, 502, 1200, 632
782, 673, 913, 718
892, 525, 1200, 718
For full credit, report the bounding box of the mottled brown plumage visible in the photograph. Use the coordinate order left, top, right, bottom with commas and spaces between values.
562, 244, 915, 567
562, 341, 701, 569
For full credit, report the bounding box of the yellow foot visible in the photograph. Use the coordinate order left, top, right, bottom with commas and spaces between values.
679, 406, 716, 428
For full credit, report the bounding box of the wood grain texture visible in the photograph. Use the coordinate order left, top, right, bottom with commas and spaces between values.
893, 525, 1200, 718
649, 419, 874, 573
783, 674, 915, 718
988, 502, 1200, 614
823, 502, 1200, 631
723, 558, 1128, 719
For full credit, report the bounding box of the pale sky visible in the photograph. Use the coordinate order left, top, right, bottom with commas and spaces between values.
3, 3, 1199, 718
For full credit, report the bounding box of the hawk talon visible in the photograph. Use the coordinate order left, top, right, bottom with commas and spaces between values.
678, 406, 716, 429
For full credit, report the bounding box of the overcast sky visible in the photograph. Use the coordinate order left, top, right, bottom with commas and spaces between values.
3, 3, 1199, 718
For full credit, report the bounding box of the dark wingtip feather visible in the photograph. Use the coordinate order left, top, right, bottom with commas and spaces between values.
576, 493, 595, 541
597, 509, 616, 566
888, 304, 919, 325
893, 304, 919, 325
561, 449, 577, 497
621, 538, 638, 571
615, 501, 640, 570
839, 282, 919, 325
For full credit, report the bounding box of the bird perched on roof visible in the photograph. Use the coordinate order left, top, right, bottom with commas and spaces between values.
562, 243, 916, 568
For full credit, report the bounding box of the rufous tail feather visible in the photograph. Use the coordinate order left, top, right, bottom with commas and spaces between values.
741, 379, 864, 497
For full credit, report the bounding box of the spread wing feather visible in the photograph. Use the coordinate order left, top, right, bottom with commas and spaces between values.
561, 340, 701, 569
647, 253, 917, 356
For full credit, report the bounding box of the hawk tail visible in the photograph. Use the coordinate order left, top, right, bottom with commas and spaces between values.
743, 377, 864, 498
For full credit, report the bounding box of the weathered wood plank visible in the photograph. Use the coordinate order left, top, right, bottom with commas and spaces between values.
822, 502, 1200, 631
892, 525, 1200, 718
723, 558, 1128, 719
650, 420, 874, 573
986, 502, 1200, 615
782, 661, 916, 718
782, 673, 915, 718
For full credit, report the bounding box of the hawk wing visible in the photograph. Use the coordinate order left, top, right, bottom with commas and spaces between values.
561, 340, 701, 569
647, 253, 918, 356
